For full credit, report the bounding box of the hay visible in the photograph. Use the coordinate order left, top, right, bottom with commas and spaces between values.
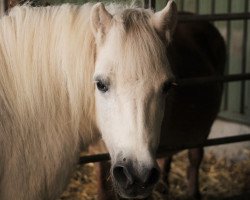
59, 163, 98, 200
59, 149, 250, 200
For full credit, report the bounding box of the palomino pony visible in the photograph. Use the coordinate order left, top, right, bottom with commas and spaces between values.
0, 1, 177, 200
91, 12, 226, 200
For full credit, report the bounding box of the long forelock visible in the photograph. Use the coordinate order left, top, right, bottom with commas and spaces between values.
115, 8, 169, 81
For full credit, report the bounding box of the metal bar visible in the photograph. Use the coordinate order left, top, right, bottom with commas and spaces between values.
144, 0, 150, 9
4, 0, 8, 11
211, 0, 216, 14
195, 0, 200, 14
240, 0, 249, 114
79, 134, 250, 164
224, 0, 232, 111
144, 0, 155, 10
210, 0, 216, 25
179, 0, 184, 12
178, 13, 250, 22
157, 134, 250, 155
79, 153, 110, 164
151, 0, 155, 10
173, 73, 250, 87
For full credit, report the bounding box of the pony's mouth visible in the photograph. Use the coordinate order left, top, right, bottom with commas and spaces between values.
112, 178, 154, 199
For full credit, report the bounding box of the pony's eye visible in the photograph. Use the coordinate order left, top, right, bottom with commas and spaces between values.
96, 81, 109, 93
162, 81, 172, 94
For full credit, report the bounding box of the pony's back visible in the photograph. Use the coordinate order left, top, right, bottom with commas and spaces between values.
161, 16, 226, 146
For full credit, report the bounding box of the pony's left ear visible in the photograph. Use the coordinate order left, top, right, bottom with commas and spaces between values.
152, 0, 177, 42
90, 3, 113, 41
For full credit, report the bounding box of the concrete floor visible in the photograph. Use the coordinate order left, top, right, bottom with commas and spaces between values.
207, 118, 250, 160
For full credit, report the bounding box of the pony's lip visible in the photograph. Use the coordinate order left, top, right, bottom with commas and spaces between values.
112, 177, 153, 199
116, 186, 153, 199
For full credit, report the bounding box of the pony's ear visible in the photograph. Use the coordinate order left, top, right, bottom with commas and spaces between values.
152, 0, 177, 41
90, 3, 113, 41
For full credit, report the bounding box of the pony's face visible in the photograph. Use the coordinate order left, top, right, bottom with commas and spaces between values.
91, 1, 177, 198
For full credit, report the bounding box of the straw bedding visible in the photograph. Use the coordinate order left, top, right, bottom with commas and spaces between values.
59, 149, 250, 200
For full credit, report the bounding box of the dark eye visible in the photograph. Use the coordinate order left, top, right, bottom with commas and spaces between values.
162, 81, 172, 94
96, 80, 109, 93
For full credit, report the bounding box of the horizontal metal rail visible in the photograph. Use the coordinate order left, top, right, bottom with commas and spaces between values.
173, 73, 250, 87
179, 13, 250, 22
79, 134, 250, 164
157, 134, 250, 157
79, 152, 110, 164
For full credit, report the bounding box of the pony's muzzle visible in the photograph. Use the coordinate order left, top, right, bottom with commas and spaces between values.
112, 161, 160, 198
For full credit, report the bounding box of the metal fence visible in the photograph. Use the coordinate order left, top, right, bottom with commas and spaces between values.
176, 0, 250, 124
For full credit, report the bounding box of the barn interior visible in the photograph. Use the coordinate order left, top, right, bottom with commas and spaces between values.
1, 0, 250, 200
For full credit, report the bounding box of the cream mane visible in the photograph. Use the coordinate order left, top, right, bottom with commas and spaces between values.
0, 4, 97, 144
0, 3, 99, 199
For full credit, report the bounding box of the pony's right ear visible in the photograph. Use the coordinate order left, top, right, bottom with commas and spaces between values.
90, 3, 113, 41
152, 0, 177, 42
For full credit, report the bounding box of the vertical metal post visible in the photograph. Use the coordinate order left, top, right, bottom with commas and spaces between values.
195, 0, 200, 14
224, 0, 232, 111
179, 0, 184, 11
210, 0, 216, 25
240, 0, 249, 114
211, 0, 216, 14
4, 0, 9, 11
144, 0, 156, 10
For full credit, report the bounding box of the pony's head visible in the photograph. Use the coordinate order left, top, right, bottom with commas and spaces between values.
90, 1, 177, 198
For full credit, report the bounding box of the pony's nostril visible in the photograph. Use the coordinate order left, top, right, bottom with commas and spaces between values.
144, 167, 160, 187
113, 166, 126, 183
113, 165, 133, 187
113, 163, 159, 190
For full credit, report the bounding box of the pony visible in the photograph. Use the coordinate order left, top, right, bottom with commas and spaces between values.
0, 1, 177, 199
90, 12, 226, 200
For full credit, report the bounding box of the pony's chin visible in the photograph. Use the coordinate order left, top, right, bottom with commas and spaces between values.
114, 183, 153, 199
117, 190, 152, 199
